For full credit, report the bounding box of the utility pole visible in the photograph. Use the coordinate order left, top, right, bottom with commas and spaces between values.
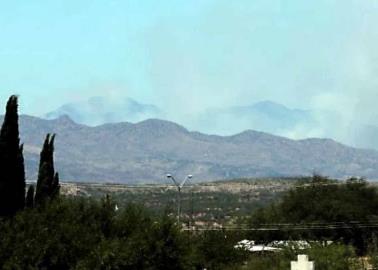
166, 174, 193, 224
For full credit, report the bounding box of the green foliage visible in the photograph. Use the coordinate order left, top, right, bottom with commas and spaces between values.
0, 95, 25, 216
249, 177, 378, 254
51, 172, 60, 199
367, 234, 378, 268
306, 243, 358, 270
79, 181, 287, 228
35, 134, 60, 205
0, 197, 248, 269
191, 230, 249, 270
25, 185, 35, 208
243, 253, 290, 270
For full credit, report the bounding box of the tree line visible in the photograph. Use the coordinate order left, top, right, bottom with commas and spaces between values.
0, 95, 60, 217
247, 176, 378, 255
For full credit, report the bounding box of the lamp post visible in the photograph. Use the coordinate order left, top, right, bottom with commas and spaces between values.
166, 174, 193, 224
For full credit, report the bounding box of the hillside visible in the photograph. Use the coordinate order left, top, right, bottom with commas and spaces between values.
44, 97, 378, 151
3, 115, 378, 183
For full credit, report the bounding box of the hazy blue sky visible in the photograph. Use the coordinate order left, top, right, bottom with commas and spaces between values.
0, 1, 378, 130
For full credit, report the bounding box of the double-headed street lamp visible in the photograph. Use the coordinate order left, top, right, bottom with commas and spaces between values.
166, 174, 193, 224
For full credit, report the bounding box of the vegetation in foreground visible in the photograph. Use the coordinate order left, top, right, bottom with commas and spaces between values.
2, 95, 378, 269
0, 95, 60, 217
0, 192, 375, 270
0, 196, 248, 269
248, 176, 378, 254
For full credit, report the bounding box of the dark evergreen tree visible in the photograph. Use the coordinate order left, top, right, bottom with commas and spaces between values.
35, 134, 60, 205
25, 185, 35, 208
51, 172, 60, 199
16, 144, 26, 208
0, 95, 25, 216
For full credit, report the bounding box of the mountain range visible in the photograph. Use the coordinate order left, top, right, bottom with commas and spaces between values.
43, 97, 378, 151
43, 97, 315, 136
2, 114, 378, 183
45, 96, 163, 126
195, 100, 317, 136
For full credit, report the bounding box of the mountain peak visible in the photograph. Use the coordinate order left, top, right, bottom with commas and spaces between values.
44, 96, 162, 126
136, 118, 188, 133
54, 114, 76, 125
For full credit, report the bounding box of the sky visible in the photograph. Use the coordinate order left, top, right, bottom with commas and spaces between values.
0, 1, 378, 143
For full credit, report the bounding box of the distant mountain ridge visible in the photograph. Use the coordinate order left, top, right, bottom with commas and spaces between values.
2, 114, 378, 183
196, 100, 316, 136
44, 96, 163, 126
42, 97, 378, 151
44, 98, 314, 133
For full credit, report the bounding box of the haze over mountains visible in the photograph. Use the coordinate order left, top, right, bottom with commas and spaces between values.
3, 114, 378, 183
44, 97, 315, 135
45, 96, 163, 126
43, 96, 378, 151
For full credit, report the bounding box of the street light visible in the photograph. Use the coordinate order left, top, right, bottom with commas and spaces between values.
166, 174, 193, 224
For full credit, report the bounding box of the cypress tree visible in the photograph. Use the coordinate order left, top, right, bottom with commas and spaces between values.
0, 95, 25, 216
25, 185, 35, 208
16, 143, 26, 208
51, 172, 60, 199
35, 134, 60, 205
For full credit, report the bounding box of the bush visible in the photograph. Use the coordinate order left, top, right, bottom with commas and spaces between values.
0, 197, 194, 269
0, 196, 250, 269
249, 178, 378, 254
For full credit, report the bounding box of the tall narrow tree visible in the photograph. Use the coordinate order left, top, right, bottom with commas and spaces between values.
0, 95, 25, 216
51, 172, 60, 199
35, 134, 60, 205
25, 185, 35, 208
